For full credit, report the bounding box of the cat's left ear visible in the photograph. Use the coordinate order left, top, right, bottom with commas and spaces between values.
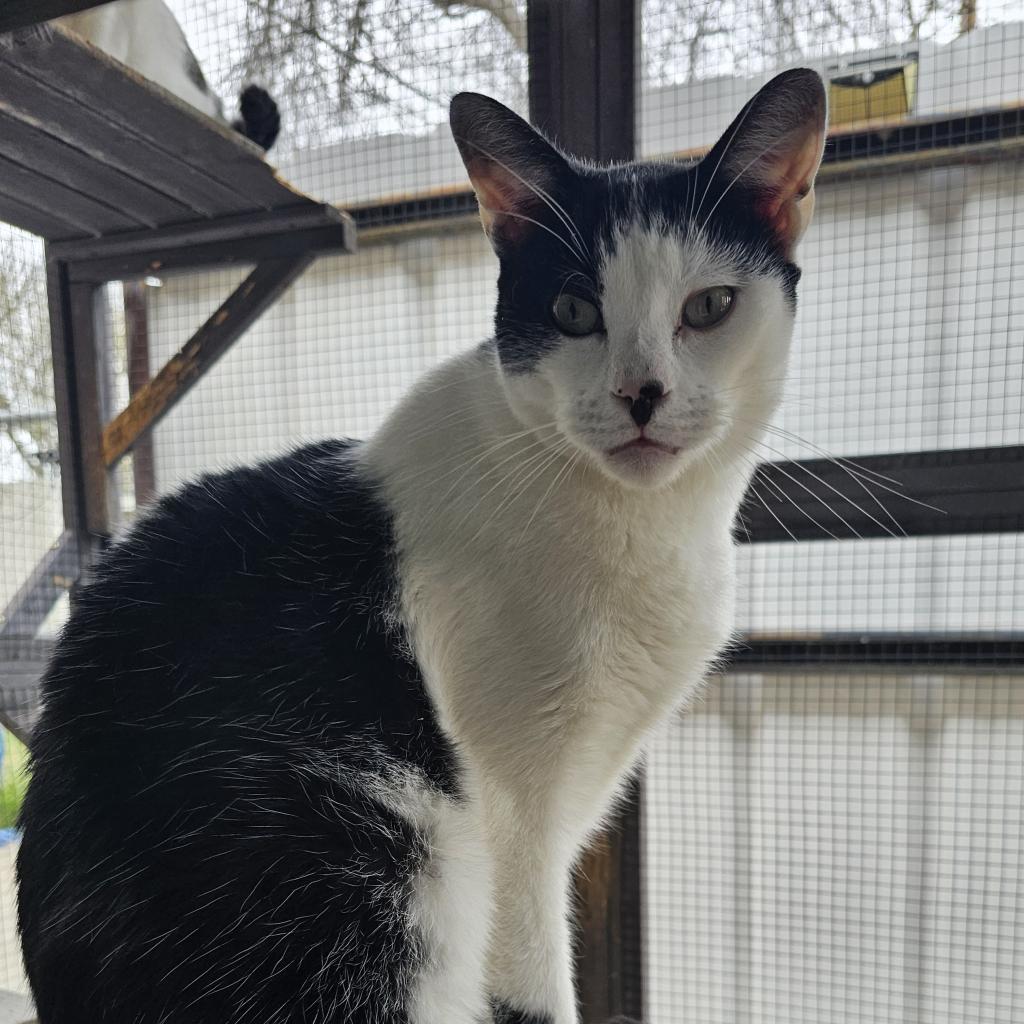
701, 68, 827, 253
450, 93, 575, 253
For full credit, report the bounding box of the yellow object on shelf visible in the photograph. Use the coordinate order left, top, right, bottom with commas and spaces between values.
829, 63, 918, 124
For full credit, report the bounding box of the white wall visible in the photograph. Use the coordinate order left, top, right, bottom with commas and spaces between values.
146, 231, 497, 491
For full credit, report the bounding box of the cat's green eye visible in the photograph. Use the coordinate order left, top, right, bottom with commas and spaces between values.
682, 286, 736, 330
552, 293, 603, 336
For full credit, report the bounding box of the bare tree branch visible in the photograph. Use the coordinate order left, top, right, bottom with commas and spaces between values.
431, 0, 526, 53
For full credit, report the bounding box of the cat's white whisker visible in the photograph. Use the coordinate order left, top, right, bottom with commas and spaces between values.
751, 436, 903, 540
692, 92, 760, 224
460, 443, 568, 547
455, 136, 592, 267
426, 431, 561, 520
479, 206, 590, 268
514, 447, 583, 549
755, 427, 910, 533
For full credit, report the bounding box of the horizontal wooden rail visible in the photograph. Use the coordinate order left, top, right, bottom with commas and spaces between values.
738, 445, 1024, 542
725, 632, 1024, 670
344, 104, 1024, 245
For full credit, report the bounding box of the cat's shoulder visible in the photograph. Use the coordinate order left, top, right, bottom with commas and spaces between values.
69, 438, 390, 630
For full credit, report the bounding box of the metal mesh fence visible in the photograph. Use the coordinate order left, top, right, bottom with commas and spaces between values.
638, 2, 1024, 1021
0, 0, 1021, 1018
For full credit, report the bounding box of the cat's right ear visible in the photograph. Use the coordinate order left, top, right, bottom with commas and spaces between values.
450, 93, 574, 253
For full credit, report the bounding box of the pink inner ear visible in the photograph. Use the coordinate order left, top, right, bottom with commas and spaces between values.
467, 158, 535, 242
755, 130, 823, 246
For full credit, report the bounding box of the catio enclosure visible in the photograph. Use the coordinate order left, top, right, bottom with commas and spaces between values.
0, 0, 1023, 1021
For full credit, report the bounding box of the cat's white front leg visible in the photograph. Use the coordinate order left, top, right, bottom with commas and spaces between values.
486, 825, 579, 1024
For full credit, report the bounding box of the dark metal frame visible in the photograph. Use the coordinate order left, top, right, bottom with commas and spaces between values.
739, 444, 1024, 542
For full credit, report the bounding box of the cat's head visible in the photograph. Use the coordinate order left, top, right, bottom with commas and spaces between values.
450, 70, 827, 489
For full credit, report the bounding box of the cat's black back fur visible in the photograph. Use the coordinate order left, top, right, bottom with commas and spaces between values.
18, 440, 455, 1023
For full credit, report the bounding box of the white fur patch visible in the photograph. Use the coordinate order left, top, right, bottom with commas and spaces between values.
360, 183, 801, 1024
60, 0, 225, 120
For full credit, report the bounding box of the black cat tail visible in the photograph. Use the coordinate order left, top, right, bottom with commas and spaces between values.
233, 84, 281, 151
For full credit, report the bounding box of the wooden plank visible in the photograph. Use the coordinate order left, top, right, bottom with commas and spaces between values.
0, 151, 141, 236
51, 205, 352, 262
0, 111, 191, 226
62, 211, 356, 281
102, 256, 314, 467
0, 533, 77, 637
0, 0, 113, 32
0, 59, 244, 223
4, 24, 297, 210
574, 781, 643, 1023
68, 223, 354, 280
0, 193, 76, 239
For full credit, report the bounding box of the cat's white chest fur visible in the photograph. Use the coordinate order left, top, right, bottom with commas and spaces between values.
364, 344, 741, 846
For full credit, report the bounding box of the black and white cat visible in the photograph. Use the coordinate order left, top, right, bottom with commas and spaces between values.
18, 70, 826, 1024
60, 0, 280, 150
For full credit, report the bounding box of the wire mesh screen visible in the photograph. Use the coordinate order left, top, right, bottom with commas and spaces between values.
0, 0, 1022, 1019
646, 672, 1024, 1023
638, 1, 1024, 1022
130, 0, 523, 499
0, 221, 61, 999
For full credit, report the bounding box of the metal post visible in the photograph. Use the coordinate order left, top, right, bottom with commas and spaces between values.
528, 0, 636, 163
526, 2, 643, 1019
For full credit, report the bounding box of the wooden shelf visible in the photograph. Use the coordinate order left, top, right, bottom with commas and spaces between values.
0, 22, 354, 265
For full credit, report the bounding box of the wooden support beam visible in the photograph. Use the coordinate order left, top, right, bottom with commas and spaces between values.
45, 254, 109, 559
101, 256, 314, 468
54, 205, 356, 282
575, 782, 644, 1023
123, 281, 156, 504
528, 0, 636, 162
527, 3, 643, 1020
0, 0, 114, 33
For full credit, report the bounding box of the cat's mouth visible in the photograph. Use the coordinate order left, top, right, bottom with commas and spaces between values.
606, 436, 681, 457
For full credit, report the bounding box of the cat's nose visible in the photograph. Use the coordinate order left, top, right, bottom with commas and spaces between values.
613, 380, 668, 427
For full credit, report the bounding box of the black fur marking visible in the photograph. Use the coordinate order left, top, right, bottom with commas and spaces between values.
487, 158, 802, 373
18, 440, 456, 1024
233, 84, 281, 151
492, 1000, 554, 1024
451, 92, 814, 374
